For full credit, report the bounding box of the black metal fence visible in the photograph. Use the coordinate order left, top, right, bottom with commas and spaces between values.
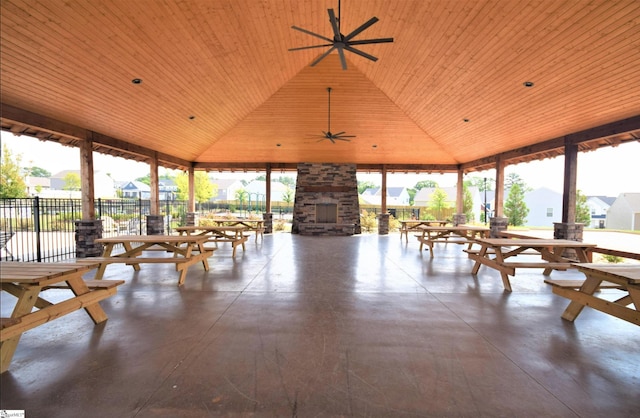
0, 197, 189, 262
0, 197, 444, 262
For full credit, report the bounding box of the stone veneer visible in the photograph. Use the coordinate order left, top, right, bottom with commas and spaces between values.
291, 163, 361, 236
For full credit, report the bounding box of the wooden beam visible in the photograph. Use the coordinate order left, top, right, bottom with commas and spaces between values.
265, 164, 272, 213
381, 165, 388, 213
188, 165, 195, 213
1, 104, 191, 170
456, 168, 464, 214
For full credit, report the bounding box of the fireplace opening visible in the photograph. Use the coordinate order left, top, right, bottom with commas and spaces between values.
316, 203, 337, 223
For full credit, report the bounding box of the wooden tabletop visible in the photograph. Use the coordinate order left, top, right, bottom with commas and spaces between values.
176, 226, 247, 232
475, 238, 597, 247
417, 225, 489, 232
95, 234, 209, 243
0, 262, 99, 284
573, 263, 640, 284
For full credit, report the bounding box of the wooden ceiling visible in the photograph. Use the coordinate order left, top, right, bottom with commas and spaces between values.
1, 0, 639, 173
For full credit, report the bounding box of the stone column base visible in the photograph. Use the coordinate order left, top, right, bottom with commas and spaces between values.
378, 213, 390, 235
489, 217, 508, 238
453, 213, 467, 226
554, 222, 585, 259
75, 220, 103, 258
185, 212, 198, 226
263, 212, 273, 234
146, 215, 164, 235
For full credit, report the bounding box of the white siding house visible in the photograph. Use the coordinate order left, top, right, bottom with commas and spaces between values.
606, 193, 640, 231
523, 187, 562, 227
360, 187, 410, 206
586, 196, 616, 228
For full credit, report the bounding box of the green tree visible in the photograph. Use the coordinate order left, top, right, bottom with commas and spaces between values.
465, 176, 494, 192
414, 180, 438, 190
463, 183, 474, 222
63, 172, 81, 191
428, 188, 451, 220
277, 176, 296, 188
0, 144, 28, 198
576, 190, 591, 225
175, 172, 216, 204
282, 186, 294, 205
505, 173, 530, 192
504, 183, 529, 226
358, 180, 377, 194
27, 166, 51, 177
235, 188, 248, 212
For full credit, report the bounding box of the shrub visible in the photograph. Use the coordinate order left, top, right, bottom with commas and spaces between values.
601, 254, 623, 263
360, 210, 378, 233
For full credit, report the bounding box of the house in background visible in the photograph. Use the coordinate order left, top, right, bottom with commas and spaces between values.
586, 196, 616, 228
523, 187, 563, 227
210, 178, 245, 203
244, 180, 291, 206
606, 193, 640, 231
48, 170, 116, 198
119, 181, 150, 199
360, 187, 411, 206
25, 176, 50, 196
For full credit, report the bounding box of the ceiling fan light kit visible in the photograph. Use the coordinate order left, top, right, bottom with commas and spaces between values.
289, 0, 393, 70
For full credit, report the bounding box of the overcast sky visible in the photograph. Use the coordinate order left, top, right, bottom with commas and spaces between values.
2, 130, 638, 197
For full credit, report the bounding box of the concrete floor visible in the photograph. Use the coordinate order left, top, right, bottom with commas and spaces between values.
1, 233, 638, 417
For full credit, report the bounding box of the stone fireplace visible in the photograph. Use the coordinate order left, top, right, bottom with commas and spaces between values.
291, 163, 361, 236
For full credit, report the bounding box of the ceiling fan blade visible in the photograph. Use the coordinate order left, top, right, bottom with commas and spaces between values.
327, 9, 341, 41
288, 44, 333, 51
291, 26, 334, 43
336, 134, 356, 138
348, 37, 394, 46
333, 131, 345, 136
310, 45, 337, 66
344, 45, 378, 62
343, 16, 379, 42
337, 46, 347, 70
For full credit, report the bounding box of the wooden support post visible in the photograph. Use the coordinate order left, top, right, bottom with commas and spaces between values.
188, 165, 195, 213
381, 165, 387, 214
265, 164, 272, 213
79, 136, 95, 220
562, 138, 578, 223
494, 157, 505, 218
149, 153, 159, 216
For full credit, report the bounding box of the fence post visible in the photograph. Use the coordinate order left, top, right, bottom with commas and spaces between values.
34, 196, 42, 262
97, 198, 102, 218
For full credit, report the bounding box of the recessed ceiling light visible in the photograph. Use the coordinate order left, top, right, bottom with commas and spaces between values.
188, 115, 195, 120
463, 118, 470, 122
523, 81, 534, 87
372, 144, 377, 148
131, 78, 142, 84
276, 143, 281, 147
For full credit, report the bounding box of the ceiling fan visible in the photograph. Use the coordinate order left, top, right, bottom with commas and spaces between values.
288, 0, 393, 70
311, 87, 355, 144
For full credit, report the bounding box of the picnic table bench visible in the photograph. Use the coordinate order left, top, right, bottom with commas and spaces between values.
92, 235, 214, 286
468, 238, 597, 291
176, 225, 249, 257
415, 225, 490, 257
545, 263, 640, 325
399, 220, 448, 242
1, 261, 124, 373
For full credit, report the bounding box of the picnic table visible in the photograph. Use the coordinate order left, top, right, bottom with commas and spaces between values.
545, 264, 640, 325
468, 238, 597, 291
176, 225, 249, 257
1, 262, 124, 373
415, 225, 490, 256
93, 235, 214, 286
399, 220, 448, 242
204, 218, 265, 242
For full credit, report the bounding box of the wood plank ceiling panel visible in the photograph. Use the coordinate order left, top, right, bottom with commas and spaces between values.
1, 0, 639, 169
